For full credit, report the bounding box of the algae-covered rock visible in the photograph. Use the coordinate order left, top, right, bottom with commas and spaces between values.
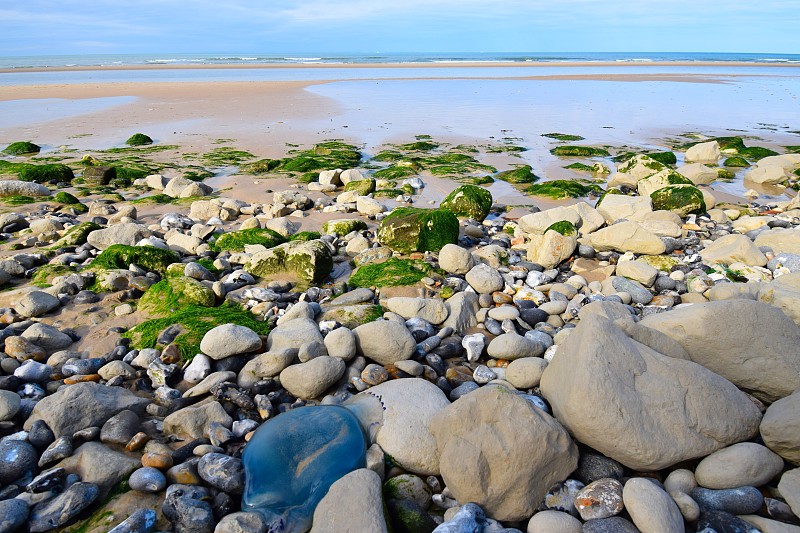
140, 277, 216, 311
322, 218, 368, 236
637, 170, 693, 198
51, 222, 103, 249
213, 227, 286, 252
527, 180, 602, 199
3, 141, 41, 156
495, 165, 538, 184
550, 146, 611, 157
545, 220, 577, 236
440, 184, 493, 222
377, 207, 459, 254
126, 133, 154, 146
19, 164, 74, 183
650, 184, 706, 216
88, 244, 178, 273
246, 239, 333, 283
82, 166, 115, 186
348, 258, 431, 288
343, 178, 376, 196
616, 154, 667, 181
724, 156, 750, 167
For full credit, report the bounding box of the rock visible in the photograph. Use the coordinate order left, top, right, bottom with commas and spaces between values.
309, 469, 388, 533
615, 260, 658, 287
465, 263, 504, 293
526, 510, 581, 533
21, 323, 73, 350
575, 478, 624, 520
29, 482, 99, 532
384, 474, 431, 509
56, 442, 140, 498
238, 351, 296, 387
0, 180, 50, 197
357, 378, 450, 476
200, 324, 262, 360
739, 515, 800, 533
701, 234, 768, 267
438, 243, 475, 275
519, 207, 581, 235
0, 498, 29, 533
100, 409, 141, 445
746, 164, 789, 185
664, 469, 698, 495
430, 385, 578, 521
86, 223, 153, 250
129, 466, 168, 493
163, 401, 232, 440
246, 239, 333, 283
385, 499, 437, 533
589, 221, 666, 255
279, 356, 345, 400
108, 509, 158, 533
487, 333, 547, 360
650, 184, 706, 216
695, 442, 784, 489
761, 390, 800, 465
377, 207, 459, 253
198, 453, 244, 494
678, 162, 720, 185
385, 297, 449, 324
575, 452, 624, 484
352, 320, 416, 365
595, 195, 653, 223
756, 227, 800, 255
24, 382, 149, 438
610, 276, 653, 304
779, 468, 800, 517
505, 357, 547, 389
98, 360, 137, 381
691, 486, 763, 515
622, 478, 683, 533
540, 308, 762, 471
440, 184, 493, 221
582, 517, 639, 533
16, 290, 60, 318
686, 140, 721, 162
441, 291, 480, 333
524, 230, 578, 270
0, 389, 21, 421
324, 327, 356, 360
163, 489, 215, 533
214, 512, 269, 533
760, 272, 800, 326
0, 439, 38, 484
321, 218, 367, 235
640, 300, 800, 402
6, 337, 47, 363
267, 318, 324, 353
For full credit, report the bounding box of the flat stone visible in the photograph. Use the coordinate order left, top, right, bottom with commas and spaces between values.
695, 442, 785, 489
200, 324, 262, 360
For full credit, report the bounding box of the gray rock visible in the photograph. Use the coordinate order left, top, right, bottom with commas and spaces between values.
761, 390, 800, 465
385, 297, 449, 325
56, 442, 140, 499
86, 223, 153, 250
108, 509, 158, 533
200, 324, 262, 360
100, 409, 141, 445
38, 435, 73, 467
29, 482, 99, 533
279, 356, 345, 400
162, 489, 215, 533
16, 290, 60, 318
21, 323, 74, 350
129, 466, 167, 493
324, 327, 356, 361
267, 318, 324, 353
163, 401, 232, 440
0, 498, 30, 533
14, 360, 53, 382
352, 320, 416, 365
198, 453, 244, 494
214, 512, 268, 533
0, 389, 21, 421
441, 291, 480, 334
697, 510, 760, 533
691, 486, 763, 515
0, 180, 50, 197
309, 469, 389, 533
581, 516, 640, 533
185, 261, 215, 281
24, 382, 149, 438
527, 510, 581, 533
622, 477, 684, 533
438, 243, 475, 275
695, 442, 784, 489
0, 439, 38, 484
575, 479, 624, 520
611, 276, 653, 304
778, 468, 800, 518
487, 333, 547, 360
465, 263, 504, 293
433, 503, 486, 533
769, 253, 800, 273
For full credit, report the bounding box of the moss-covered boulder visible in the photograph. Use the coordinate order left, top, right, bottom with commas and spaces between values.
440, 184, 493, 221
348, 258, 432, 288
616, 154, 667, 180
82, 166, 115, 186
527, 180, 603, 199
550, 146, 610, 157
212, 228, 286, 253
648, 151, 677, 165
386, 499, 437, 533
545, 221, 577, 237
51, 221, 103, 248
636, 170, 693, 198
650, 184, 706, 216
377, 207, 459, 254
246, 239, 333, 283
317, 304, 384, 329
125, 133, 153, 146
32, 264, 73, 286
343, 178, 376, 196
322, 218, 368, 236
496, 165, 538, 184
54, 192, 81, 205
89, 244, 178, 274
140, 277, 215, 312
18, 164, 74, 183
3, 141, 41, 156
723, 156, 750, 167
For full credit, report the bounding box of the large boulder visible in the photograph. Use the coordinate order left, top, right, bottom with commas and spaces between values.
760, 390, 800, 465
24, 382, 149, 438
246, 239, 333, 283
352, 320, 416, 365
86, 223, 153, 250
640, 300, 800, 402
595, 195, 652, 223
685, 140, 720, 162
0, 180, 50, 197
377, 207, 459, 253
588, 221, 666, 255
518, 207, 581, 235
440, 184, 493, 222
430, 385, 578, 521
540, 309, 762, 471
384, 297, 448, 324
755, 227, 800, 255
758, 272, 800, 326
56, 442, 140, 498
701, 234, 768, 267
523, 230, 577, 269
650, 184, 706, 216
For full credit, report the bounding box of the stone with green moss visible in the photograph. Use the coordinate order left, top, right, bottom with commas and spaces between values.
440, 184, 493, 221
636, 170, 693, 197
717, 168, 735, 180
550, 146, 610, 157
374, 188, 406, 198
348, 257, 432, 288
3, 141, 41, 156
212, 228, 286, 252
542, 133, 585, 142
82, 166, 115, 186
545, 220, 577, 236
344, 178, 376, 195
317, 304, 384, 329
246, 239, 333, 283
638, 255, 680, 271
785, 146, 800, 154
495, 165, 538, 184
51, 222, 103, 248
650, 185, 706, 216
89, 244, 178, 274
2, 195, 37, 205
465, 175, 494, 186
32, 264, 73, 286
723, 156, 750, 167
386, 499, 437, 533
739, 146, 778, 161
398, 141, 438, 152
54, 191, 80, 205
125, 133, 153, 146
565, 162, 595, 172
374, 165, 418, 180
377, 207, 459, 254
648, 152, 677, 165
18, 164, 75, 183
527, 180, 603, 199
289, 231, 321, 242
322, 218, 368, 236
140, 277, 216, 312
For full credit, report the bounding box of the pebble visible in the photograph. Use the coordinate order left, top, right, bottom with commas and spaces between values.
694, 442, 785, 489
622, 477, 684, 533
541, 479, 585, 516
581, 516, 640, 533
575, 452, 624, 484
0, 438, 38, 484
107, 509, 158, 533
664, 468, 697, 494
38, 435, 73, 467
526, 510, 581, 533
0, 498, 30, 533
198, 453, 245, 494
574, 478, 624, 520
129, 466, 168, 492
100, 409, 141, 445
697, 510, 761, 532
0, 389, 21, 421
691, 486, 763, 515
28, 482, 99, 532
13, 360, 52, 382
466, 264, 505, 294
487, 333, 546, 360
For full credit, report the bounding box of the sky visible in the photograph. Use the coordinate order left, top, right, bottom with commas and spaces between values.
1, 0, 799, 56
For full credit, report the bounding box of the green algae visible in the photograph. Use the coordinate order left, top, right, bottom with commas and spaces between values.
212, 228, 286, 253
717, 168, 736, 180
377, 207, 459, 254
648, 152, 678, 165
140, 277, 216, 311
54, 191, 81, 204
723, 156, 750, 167
564, 162, 595, 172
130, 194, 174, 205
374, 165, 418, 180
241, 142, 362, 178
785, 146, 800, 154
676, 136, 776, 161
202, 147, 256, 167
372, 150, 406, 163
2, 195, 37, 205
125, 301, 270, 361
542, 133, 585, 142
289, 231, 322, 242
349, 258, 433, 288
495, 165, 538, 184
50, 222, 103, 249
545, 220, 577, 236
89, 245, 178, 274
397, 141, 439, 151
464, 175, 494, 186
125, 133, 153, 146
650, 185, 706, 216
739, 146, 778, 160
344, 178, 376, 195
440, 184, 493, 221
486, 145, 527, 154
0, 160, 75, 183
241, 159, 282, 174
374, 188, 406, 198
527, 180, 603, 199
32, 264, 73, 287
3, 141, 41, 156
322, 219, 368, 236
550, 146, 611, 157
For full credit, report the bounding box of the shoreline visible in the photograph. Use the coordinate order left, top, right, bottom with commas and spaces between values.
2, 60, 800, 74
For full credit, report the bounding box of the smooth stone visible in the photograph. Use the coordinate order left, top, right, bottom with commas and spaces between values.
56, 442, 140, 499
441, 291, 480, 334
16, 291, 61, 318
505, 357, 547, 389
107, 509, 158, 533
267, 318, 324, 354
100, 409, 141, 445
433, 503, 486, 533
163, 401, 233, 440
198, 453, 245, 494
39, 435, 73, 467
0, 439, 38, 484
761, 390, 800, 465
575, 478, 624, 521
695, 442, 784, 489
383, 474, 432, 509
214, 512, 269, 533
439, 243, 475, 275
14, 360, 51, 382
0, 389, 21, 421
385, 297, 449, 325
324, 327, 356, 361
21, 322, 74, 350
664, 469, 697, 495
778, 468, 800, 517
691, 486, 763, 515
352, 320, 416, 365
622, 477, 684, 533
465, 264, 505, 294
238, 350, 297, 388
200, 324, 262, 360
128, 466, 167, 493
610, 277, 653, 305
280, 356, 345, 400
28, 482, 99, 533
309, 469, 389, 533
487, 333, 546, 360
0, 498, 30, 533
183, 371, 237, 398
581, 517, 640, 533
697, 510, 760, 533
670, 490, 700, 522
527, 510, 581, 533
739, 514, 800, 533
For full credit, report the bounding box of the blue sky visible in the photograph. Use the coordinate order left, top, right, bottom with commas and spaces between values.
1, 0, 799, 56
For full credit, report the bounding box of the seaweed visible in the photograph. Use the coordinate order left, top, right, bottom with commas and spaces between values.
550, 146, 611, 157
2, 195, 38, 205
202, 147, 256, 167
495, 165, 538, 184
348, 257, 433, 288
125, 133, 153, 146
527, 180, 603, 199
88, 244, 178, 274
542, 133, 585, 142
723, 156, 750, 167
212, 227, 286, 252
3, 141, 40, 155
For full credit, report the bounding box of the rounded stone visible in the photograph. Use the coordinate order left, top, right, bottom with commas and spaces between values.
487, 333, 546, 360
622, 477, 684, 533
200, 323, 262, 360
582, 516, 640, 533
438, 243, 475, 275
690, 486, 763, 515
0, 389, 21, 421
505, 357, 547, 389
0, 439, 38, 484
695, 442, 785, 489
324, 327, 357, 361
352, 320, 416, 365
279, 356, 345, 400
465, 263, 504, 294
664, 468, 697, 495
128, 466, 167, 493
575, 478, 624, 521
198, 452, 245, 494
0, 498, 29, 533
526, 510, 581, 533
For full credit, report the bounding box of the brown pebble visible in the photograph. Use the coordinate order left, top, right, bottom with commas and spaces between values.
445, 366, 474, 387
650, 295, 676, 308
64, 374, 101, 384
166, 462, 201, 485
4, 336, 47, 362
142, 452, 173, 470
493, 359, 511, 368
492, 292, 513, 305
244, 431, 255, 442
160, 344, 181, 364
125, 432, 151, 452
